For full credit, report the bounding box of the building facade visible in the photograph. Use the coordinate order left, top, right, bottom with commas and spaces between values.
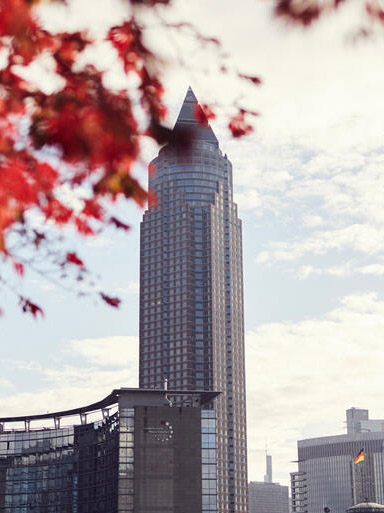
249, 482, 289, 513
347, 408, 384, 434
139, 87, 248, 512
291, 409, 384, 513
0, 388, 218, 513
249, 454, 289, 513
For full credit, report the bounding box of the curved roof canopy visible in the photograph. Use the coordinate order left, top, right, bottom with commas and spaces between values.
0, 388, 220, 424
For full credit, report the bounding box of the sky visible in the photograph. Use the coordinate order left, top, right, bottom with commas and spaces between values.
2, 0, 384, 486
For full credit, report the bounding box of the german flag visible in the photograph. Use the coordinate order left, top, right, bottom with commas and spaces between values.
354, 449, 365, 464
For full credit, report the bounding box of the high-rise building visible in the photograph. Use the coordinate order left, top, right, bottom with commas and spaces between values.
291, 408, 384, 513
139, 87, 248, 512
249, 455, 289, 513
0, 388, 218, 513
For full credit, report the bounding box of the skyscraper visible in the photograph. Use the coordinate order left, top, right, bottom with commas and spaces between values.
139, 87, 248, 512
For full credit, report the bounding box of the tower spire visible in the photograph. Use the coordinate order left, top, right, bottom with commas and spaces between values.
173, 86, 218, 145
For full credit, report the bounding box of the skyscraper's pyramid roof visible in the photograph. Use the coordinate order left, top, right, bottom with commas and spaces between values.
173, 86, 218, 145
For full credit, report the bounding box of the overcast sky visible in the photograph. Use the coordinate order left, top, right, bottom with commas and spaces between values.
2, 0, 384, 486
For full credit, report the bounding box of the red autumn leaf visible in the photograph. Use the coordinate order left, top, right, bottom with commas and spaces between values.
228, 111, 253, 138
42, 199, 73, 224
19, 297, 44, 318
13, 261, 24, 276
238, 73, 262, 86
100, 293, 121, 308
93, 171, 147, 206
195, 103, 216, 125
110, 217, 130, 231
274, 0, 322, 26
107, 20, 148, 74
53, 32, 91, 69
33, 230, 45, 248
366, 0, 384, 22
131, 0, 171, 5
74, 217, 95, 236
148, 189, 157, 209
82, 199, 104, 220
66, 252, 84, 267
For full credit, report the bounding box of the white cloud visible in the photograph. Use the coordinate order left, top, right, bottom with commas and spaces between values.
0, 379, 14, 391
298, 259, 384, 279
257, 224, 384, 264
0, 336, 138, 418
0, 359, 42, 372
85, 236, 114, 249
111, 281, 140, 297
69, 335, 139, 367
359, 263, 384, 276
302, 215, 324, 228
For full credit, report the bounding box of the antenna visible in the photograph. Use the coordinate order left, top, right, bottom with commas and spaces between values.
164, 378, 172, 407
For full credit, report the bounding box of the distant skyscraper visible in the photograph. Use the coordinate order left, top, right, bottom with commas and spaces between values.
291, 408, 384, 513
265, 454, 273, 483
249, 455, 289, 513
139, 87, 248, 512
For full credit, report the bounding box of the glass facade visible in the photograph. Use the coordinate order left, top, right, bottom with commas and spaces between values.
117, 408, 134, 513
202, 410, 217, 513
139, 87, 248, 513
0, 415, 119, 513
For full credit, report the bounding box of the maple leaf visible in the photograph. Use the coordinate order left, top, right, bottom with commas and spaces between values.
366, 0, 384, 22
228, 111, 253, 138
100, 293, 121, 308
82, 200, 104, 221
66, 252, 85, 267
53, 32, 91, 69
13, 261, 24, 276
131, 0, 171, 5
274, 0, 322, 26
110, 217, 130, 231
238, 73, 262, 86
19, 296, 44, 318
33, 230, 45, 248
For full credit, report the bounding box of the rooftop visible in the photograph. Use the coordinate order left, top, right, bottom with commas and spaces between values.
172, 86, 218, 146
0, 388, 220, 425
